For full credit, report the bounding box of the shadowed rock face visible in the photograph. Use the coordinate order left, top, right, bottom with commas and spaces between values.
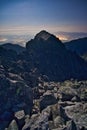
65, 37, 87, 62
26, 30, 87, 81
1, 43, 25, 54
40, 94, 57, 110
0, 31, 87, 82
65, 37, 87, 56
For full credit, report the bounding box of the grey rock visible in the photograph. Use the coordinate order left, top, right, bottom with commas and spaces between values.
40, 93, 57, 110
7, 120, 18, 130
66, 120, 79, 130
65, 103, 87, 128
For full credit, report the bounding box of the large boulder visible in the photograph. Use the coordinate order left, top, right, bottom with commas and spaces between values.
14, 110, 25, 129
40, 92, 57, 110
65, 120, 80, 130
22, 109, 49, 130
65, 103, 87, 129
7, 120, 18, 130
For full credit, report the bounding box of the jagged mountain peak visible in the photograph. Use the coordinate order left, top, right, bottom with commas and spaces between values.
25, 31, 87, 81
35, 30, 55, 41
26, 30, 63, 50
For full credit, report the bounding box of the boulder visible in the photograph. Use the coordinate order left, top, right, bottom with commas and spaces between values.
15, 110, 25, 120
65, 103, 87, 129
40, 93, 57, 110
22, 110, 49, 130
14, 110, 25, 129
66, 120, 79, 130
7, 120, 18, 130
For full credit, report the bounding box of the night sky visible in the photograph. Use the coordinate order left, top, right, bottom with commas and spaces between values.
0, 0, 87, 46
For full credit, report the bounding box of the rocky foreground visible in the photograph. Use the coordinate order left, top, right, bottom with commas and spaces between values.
1, 79, 87, 130
0, 31, 87, 130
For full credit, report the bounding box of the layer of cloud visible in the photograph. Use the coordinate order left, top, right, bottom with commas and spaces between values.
0, 37, 8, 42
55, 32, 87, 42
0, 31, 87, 47
0, 35, 32, 46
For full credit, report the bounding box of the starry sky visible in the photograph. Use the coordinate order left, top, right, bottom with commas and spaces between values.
0, 0, 87, 46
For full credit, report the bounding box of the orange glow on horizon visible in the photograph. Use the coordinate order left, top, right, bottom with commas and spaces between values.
56, 35, 68, 41
0, 38, 7, 42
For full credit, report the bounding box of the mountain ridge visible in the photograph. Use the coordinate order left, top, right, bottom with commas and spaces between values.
1, 43, 25, 54
0, 30, 87, 82
0, 30, 87, 129
65, 37, 87, 55
25, 30, 87, 81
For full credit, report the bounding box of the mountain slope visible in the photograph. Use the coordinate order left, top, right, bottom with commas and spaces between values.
65, 37, 87, 56
0, 31, 87, 82
0, 30, 87, 129
1, 43, 25, 54
25, 30, 87, 81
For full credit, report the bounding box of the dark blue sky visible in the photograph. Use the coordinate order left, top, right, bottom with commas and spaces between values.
0, 0, 87, 45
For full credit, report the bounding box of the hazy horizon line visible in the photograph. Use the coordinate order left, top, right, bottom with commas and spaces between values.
0, 31, 87, 47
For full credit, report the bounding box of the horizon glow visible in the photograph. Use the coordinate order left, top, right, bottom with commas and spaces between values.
0, 0, 87, 46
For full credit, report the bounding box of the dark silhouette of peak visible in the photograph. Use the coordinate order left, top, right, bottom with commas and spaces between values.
35, 30, 52, 40
35, 30, 61, 42
25, 31, 87, 81
26, 30, 64, 51
0, 30, 87, 82
1, 43, 25, 54
65, 37, 87, 55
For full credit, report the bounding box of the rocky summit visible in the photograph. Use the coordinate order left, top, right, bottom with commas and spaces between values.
26, 30, 87, 81
0, 30, 87, 130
